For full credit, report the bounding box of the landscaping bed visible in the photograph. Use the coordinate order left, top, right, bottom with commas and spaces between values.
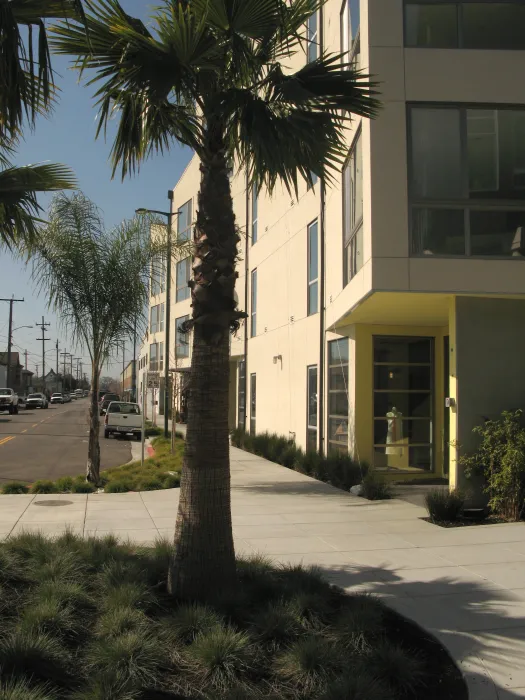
0, 531, 467, 700
0, 437, 184, 495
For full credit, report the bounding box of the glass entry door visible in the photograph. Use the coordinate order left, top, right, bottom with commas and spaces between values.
373, 336, 434, 472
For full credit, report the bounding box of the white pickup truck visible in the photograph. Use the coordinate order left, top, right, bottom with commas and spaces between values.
104, 401, 142, 441
0, 388, 19, 414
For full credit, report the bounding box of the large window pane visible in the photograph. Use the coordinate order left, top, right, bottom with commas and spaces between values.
411, 108, 463, 199
374, 392, 431, 420
405, 4, 458, 48
374, 337, 432, 364
374, 364, 431, 391
177, 200, 192, 241
328, 417, 348, 444
238, 360, 246, 430
329, 365, 348, 391
329, 392, 348, 417
175, 315, 190, 358
307, 11, 318, 63
308, 220, 318, 316
412, 208, 466, 255
307, 366, 317, 429
463, 3, 525, 50
176, 258, 191, 302
468, 109, 525, 200
250, 373, 256, 434
251, 269, 257, 337
329, 338, 349, 364
470, 210, 525, 256
328, 338, 349, 454
374, 419, 432, 445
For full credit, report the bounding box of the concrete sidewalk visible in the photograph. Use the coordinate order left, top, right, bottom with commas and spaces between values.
1, 446, 525, 698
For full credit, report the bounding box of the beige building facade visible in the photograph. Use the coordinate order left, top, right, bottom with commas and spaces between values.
143, 0, 525, 487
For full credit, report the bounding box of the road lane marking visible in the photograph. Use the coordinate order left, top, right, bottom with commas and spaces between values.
21, 429, 27, 433
32, 424, 38, 428
0, 436, 14, 446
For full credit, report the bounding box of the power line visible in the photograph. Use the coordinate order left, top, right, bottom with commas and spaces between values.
35, 316, 51, 381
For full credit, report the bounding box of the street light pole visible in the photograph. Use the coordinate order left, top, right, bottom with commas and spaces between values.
164, 190, 174, 439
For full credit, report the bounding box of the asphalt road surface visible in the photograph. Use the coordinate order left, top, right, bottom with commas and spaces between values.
0, 399, 132, 483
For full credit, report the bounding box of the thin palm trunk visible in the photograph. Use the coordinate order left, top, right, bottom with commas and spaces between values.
169, 139, 237, 599
87, 361, 101, 483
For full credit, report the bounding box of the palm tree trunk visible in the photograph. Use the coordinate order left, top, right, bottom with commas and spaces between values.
86, 363, 101, 484
169, 128, 243, 600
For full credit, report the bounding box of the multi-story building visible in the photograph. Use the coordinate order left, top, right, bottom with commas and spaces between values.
143, 0, 525, 489
120, 360, 136, 402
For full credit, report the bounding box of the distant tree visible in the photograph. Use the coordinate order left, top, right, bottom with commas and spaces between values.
32, 192, 170, 483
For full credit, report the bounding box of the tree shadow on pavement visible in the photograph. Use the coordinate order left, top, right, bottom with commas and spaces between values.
298, 559, 525, 699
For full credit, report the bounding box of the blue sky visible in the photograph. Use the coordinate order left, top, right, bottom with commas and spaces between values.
0, 1, 192, 379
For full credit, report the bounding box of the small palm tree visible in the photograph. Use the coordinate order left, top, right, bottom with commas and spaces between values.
52, 0, 380, 599
32, 191, 168, 484
0, 0, 85, 249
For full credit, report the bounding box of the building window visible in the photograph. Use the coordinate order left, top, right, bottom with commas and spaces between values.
176, 257, 191, 302
149, 303, 165, 334
177, 199, 192, 241
149, 343, 158, 372
373, 336, 434, 472
159, 341, 164, 373
409, 105, 525, 258
308, 171, 319, 190
150, 254, 166, 296
238, 359, 246, 430
307, 365, 318, 451
252, 185, 258, 245
250, 373, 256, 434
405, 1, 525, 50
340, 0, 361, 69
307, 220, 319, 315
251, 269, 257, 337
306, 10, 319, 63
175, 315, 190, 359
328, 338, 349, 455
343, 131, 363, 285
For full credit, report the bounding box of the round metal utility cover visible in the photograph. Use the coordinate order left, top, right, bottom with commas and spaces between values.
34, 500, 73, 507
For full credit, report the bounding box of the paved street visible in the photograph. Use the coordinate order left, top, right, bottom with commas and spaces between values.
0, 399, 132, 483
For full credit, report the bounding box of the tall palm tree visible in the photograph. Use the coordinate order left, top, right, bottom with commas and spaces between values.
32, 191, 168, 483
0, 0, 85, 249
52, 0, 380, 599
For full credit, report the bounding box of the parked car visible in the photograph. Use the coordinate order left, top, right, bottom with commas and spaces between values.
99, 398, 113, 416
50, 393, 64, 404
0, 388, 19, 414
70, 392, 77, 400
25, 393, 48, 409
104, 401, 142, 440
75, 389, 83, 399
83, 390, 89, 397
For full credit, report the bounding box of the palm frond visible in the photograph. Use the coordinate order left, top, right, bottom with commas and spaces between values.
1, 1, 86, 139
0, 163, 77, 248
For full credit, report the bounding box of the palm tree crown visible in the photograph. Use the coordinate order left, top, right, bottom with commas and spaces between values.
52, 0, 379, 189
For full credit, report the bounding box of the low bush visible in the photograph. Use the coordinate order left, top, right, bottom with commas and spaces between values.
29, 480, 58, 495
54, 476, 74, 492
104, 479, 134, 493
71, 481, 96, 494
360, 472, 393, 501
1, 481, 29, 494
232, 429, 367, 494
0, 532, 466, 700
459, 409, 525, 521
425, 489, 465, 523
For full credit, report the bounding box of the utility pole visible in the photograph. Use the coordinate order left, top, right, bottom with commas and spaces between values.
73, 358, 81, 388
132, 317, 137, 403
55, 340, 60, 391
35, 316, 51, 392
60, 349, 69, 390
1, 297, 24, 389
122, 341, 125, 396
24, 350, 28, 370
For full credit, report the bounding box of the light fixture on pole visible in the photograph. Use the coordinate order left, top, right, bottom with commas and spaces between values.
136, 192, 178, 439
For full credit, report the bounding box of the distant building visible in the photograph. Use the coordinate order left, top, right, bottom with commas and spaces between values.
120, 360, 136, 402
0, 352, 32, 393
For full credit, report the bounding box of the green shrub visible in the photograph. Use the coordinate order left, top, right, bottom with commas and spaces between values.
361, 643, 425, 695
104, 479, 133, 493
169, 603, 222, 644
459, 409, 525, 521
1, 481, 29, 494
279, 444, 300, 469
334, 595, 385, 652
29, 480, 58, 494
95, 607, 149, 638
55, 476, 74, 492
322, 673, 392, 700
325, 453, 365, 490
360, 471, 392, 501
71, 481, 96, 494
85, 631, 166, 686
251, 601, 302, 645
0, 629, 71, 686
425, 489, 465, 523
161, 473, 180, 489
137, 476, 163, 491
0, 677, 58, 700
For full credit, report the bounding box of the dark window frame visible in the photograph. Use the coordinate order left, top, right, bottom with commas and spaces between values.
306, 9, 319, 63
252, 185, 258, 245
328, 338, 349, 455
238, 360, 246, 430
250, 373, 256, 434
403, 0, 525, 50
307, 365, 318, 451
340, 0, 361, 68
307, 219, 319, 316
176, 257, 191, 302
408, 102, 525, 259
343, 128, 364, 285
251, 269, 257, 337
177, 199, 192, 241
175, 314, 190, 359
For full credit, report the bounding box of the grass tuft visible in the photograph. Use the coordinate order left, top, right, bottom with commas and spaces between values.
251, 600, 302, 645
104, 479, 133, 493
29, 480, 58, 494
363, 642, 426, 695
169, 603, 222, 644
334, 595, 385, 651
85, 631, 167, 686
1, 481, 29, 494
71, 481, 96, 493
275, 636, 340, 693
189, 626, 255, 691
0, 629, 71, 685
322, 673, 394, 700
360, 472, 393, 500
95, 607, 149, 638
0, 678, 57, 700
